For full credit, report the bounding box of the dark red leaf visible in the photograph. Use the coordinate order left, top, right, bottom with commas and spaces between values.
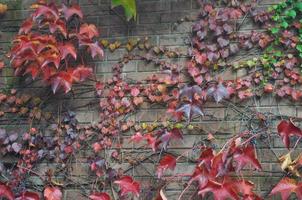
33, 4, 59, 20
80, 41, 104, 59
233, 145, 262, 171
51, 72, 73, 93
277, 120, 302, 149
72, 66, 92, 82
58, 43, 76, 60
89, 192, 111, 200
62, 4, 83, 21
269, 177, 302, 200
16, 191, 40, 200
0, 183, 14, 200
198, 180, 239, 200
49, 19, 67, 38
19, 18, 33, 34
157, 154, 176, 178
114, 176, 140, 197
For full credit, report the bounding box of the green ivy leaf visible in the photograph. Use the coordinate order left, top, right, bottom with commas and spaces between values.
295, 2, 302, 12
280, 20, 289, 28
297, 44, 302, 52
270, 27, 279, 34
285, 9, 296, 18
112, 0, 137, 21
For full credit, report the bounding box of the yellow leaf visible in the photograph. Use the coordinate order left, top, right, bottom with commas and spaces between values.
279, 153, 292, 171
100, 39, 109, 48
109, 43, 116, 52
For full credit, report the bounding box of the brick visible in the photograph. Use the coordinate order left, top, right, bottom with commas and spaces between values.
64, 190, 87, 200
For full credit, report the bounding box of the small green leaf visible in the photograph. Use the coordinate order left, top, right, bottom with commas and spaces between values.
270, 27, 279, 34
272, 15, 280, 21
285, 9, 296, 18
295, 2, 302, 12
112, 0, 137, 21
280, 21, 289, 28
297, 44, 302, 52
274, 51, 282, 57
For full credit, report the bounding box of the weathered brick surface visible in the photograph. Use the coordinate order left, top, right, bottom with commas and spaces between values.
0, 0, 297, 199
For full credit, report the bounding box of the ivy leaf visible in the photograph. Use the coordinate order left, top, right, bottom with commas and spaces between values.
89, 192, 111, 200
32, 4, 59, 20
19, 18, 33, 34
295, 2, 302, 12
157, 154, 176, 178
296, 44, 302, 52
58, 43, 77, 60
72, 66, 92, 82
62, 4, 83, 21
285, 9, 296, 18
16, 191, 40, 200
207, 83, 229, 103
217, 37, 229, 48
114, 176, 140, 197
112, 0, 137, 21
80, 41, 104, 59
277, 120, 302, 149
270, 177, 302, 200
270, 27, 279, 34
0, 183, 14, 200
233, 145, 262, 171
44, 186, 62, 200
198, 180, 239, 200
79, 24, 99, 40
51, 72, 73, 93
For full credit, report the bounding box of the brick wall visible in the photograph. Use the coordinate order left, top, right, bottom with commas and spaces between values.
0, 0, 298, 199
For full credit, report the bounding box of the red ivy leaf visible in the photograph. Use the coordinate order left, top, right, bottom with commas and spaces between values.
0, 182, 14, 200
58, 43, 77, 60
16, 191, 40, 200
277, 120, 302, 149
198, 180, 239, 200
33, 4, 59, 21
89, 192, 111, 200
44, 186, 62, 200
49, 19, 67, 38
270, 177, 302, 200
233, 145, 262, 171
51, 72, 73, 93
79, 24, 99, 39
19, 18, 33, 34
130, 132, 144, 143
62, 4, 83, 21
131, 87, 140, 97
80, 41, 104, 59
72, 66, 92, 82
157, 154, 176, 178
114, 176, 140, 197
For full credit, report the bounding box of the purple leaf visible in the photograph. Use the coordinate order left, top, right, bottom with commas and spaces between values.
207, 83, 229, 103
8, 132, 18, 142
12, 142, 22, 153
223, 23, 233, 34
217, 37, 229, 48
197, 30, 207, 40
207, 52, 220, 61
229, 43, 239, 54
220, 48, 230, 58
